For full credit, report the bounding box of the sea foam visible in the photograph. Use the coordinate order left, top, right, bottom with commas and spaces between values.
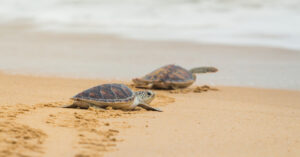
0, 0, 299, 49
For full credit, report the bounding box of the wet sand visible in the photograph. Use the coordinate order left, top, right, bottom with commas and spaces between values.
0, 23, 300, 89
1, 72, 300, 157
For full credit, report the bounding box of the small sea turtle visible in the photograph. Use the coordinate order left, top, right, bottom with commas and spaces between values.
133, 64, 218, 89
63, 83, 162, 112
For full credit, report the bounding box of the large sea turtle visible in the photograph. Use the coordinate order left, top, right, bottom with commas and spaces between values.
63, 84, 162, 112
133, 64, 218, 89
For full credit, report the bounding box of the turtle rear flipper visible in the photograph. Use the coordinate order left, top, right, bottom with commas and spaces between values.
189, 67, 218, 73
60, 101, 89, 109
138, 103, 162, 112
61, 104, 77, 108
132, 78, 153, 89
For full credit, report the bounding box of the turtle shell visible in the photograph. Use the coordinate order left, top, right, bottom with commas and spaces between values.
142, 64, 195, 83
72, 84, 135, 103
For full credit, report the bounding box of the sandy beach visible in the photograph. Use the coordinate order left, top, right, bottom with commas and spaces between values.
1, 0, 300, 156
1, 71, 300, 157
0, 18, 300, 157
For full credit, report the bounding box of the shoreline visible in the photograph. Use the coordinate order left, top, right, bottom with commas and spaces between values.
1, 22, 299, 51
1, 72, 300, 157
2, 70, 300, 93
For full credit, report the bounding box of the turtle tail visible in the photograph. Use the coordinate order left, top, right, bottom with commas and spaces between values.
189, 67, 218, 74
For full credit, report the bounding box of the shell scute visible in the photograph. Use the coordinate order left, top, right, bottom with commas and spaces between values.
73, 84, 134, 103
143, 64, 194, 83
119, 85, 133, 97
100, 84, 116, 99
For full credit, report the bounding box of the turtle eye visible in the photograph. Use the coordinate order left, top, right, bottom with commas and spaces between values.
147, 91, 152, 96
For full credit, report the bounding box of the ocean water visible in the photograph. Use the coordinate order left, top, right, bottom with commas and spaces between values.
0, 0, 300, 90
0, 0, 299, 50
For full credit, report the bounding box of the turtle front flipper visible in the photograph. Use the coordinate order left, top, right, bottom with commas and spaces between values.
137, 103, 162, 112
132, 78, 153, 89
189, 67, 218, 74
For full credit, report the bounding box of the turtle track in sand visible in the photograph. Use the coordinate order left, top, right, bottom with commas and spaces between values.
127, 83, 218, 95
169, 85, 219, 94
3, 92, 175, 157
16, 102, 127, 157
0, 104, 47, 157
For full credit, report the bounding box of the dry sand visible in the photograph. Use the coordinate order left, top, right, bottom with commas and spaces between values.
1, 72, 300, 157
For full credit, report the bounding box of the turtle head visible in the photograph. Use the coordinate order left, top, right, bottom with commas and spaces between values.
135, 90, 155, 104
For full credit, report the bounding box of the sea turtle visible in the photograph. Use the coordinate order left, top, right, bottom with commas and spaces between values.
133, 64, 218, 89
63, 83, 162, 112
